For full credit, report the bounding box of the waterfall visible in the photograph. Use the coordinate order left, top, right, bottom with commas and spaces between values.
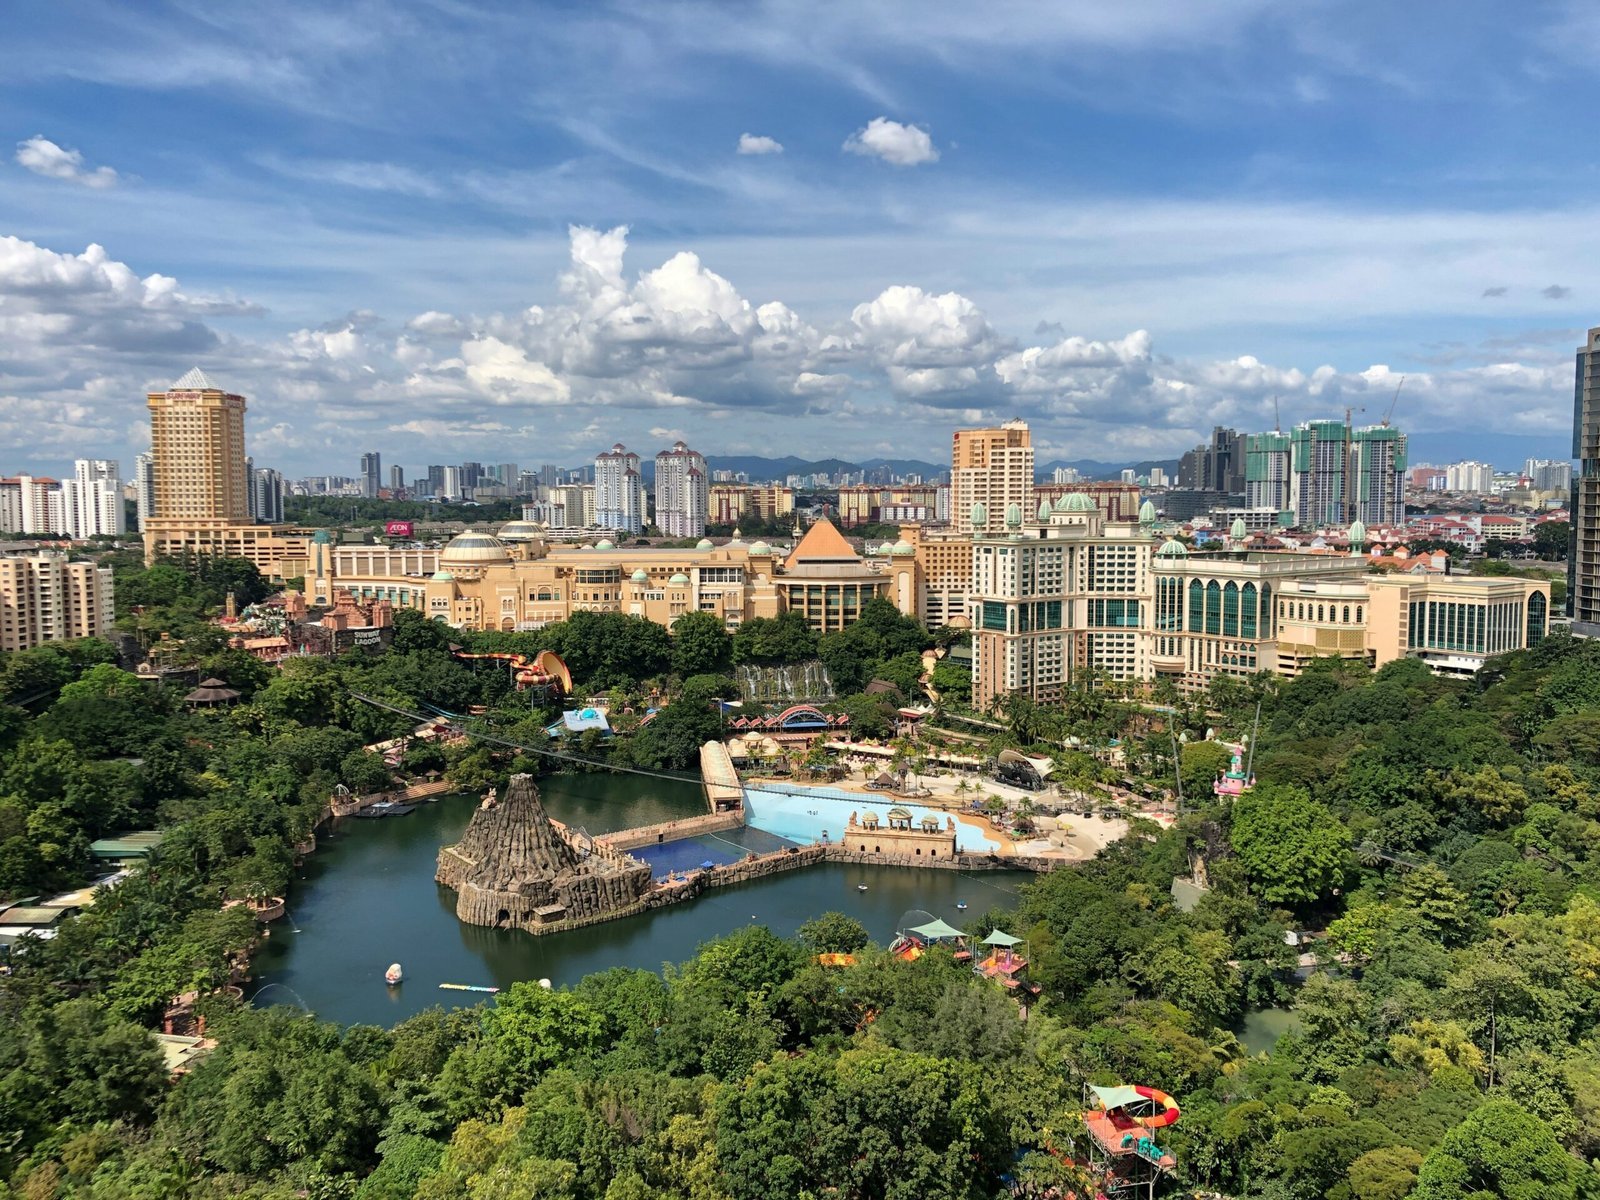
737, 660, 834, 703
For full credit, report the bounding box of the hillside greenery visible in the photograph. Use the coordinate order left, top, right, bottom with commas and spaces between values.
0, 563, 1598, 1197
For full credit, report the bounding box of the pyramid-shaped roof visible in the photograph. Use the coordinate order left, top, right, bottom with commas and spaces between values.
784, 517, 859, 569
172, 367, 218, 390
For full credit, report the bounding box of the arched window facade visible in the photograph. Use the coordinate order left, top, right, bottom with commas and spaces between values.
1222, 581, 1240, 637
1205, 580, 1222, 635
1241, 582, 1258, 638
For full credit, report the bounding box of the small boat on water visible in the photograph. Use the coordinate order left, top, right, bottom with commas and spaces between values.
856, 884, 869, 893
955, 901, 968, 910
385, 963, 403, 985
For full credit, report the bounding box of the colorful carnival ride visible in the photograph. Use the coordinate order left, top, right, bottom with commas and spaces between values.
451, 647, 572, 696
1081, 1083, 1181, 1197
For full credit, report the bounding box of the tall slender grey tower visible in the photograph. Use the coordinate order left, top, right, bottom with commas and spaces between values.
1571, 327, 1600, 634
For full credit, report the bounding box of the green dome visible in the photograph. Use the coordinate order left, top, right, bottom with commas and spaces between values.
1230, 517, 1248, 539
969, 502, 987, 528
630, 568, 649, 583
1053, 495, 1072, 512
1004, 503, 1023, 528
1348, 519, 1367, 546
891, 539, 915, 556
668, 572, 689, 586
1138, 500, 1157, 524
594, 539, 616, 551
430, 569, 455, 581
750, 540, 772, 555
1064, 492, 1096, 513
1155, 538, 1189, 558
1037, 497, 1053, 521
696, 538, 714, 550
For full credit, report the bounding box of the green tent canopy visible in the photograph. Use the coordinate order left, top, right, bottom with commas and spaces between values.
982, 929, 1022, 947
909, 918, 966, 941
1089, 1084, 1146, 1111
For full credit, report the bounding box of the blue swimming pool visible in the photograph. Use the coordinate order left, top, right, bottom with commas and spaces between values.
743, 783, 1001, 852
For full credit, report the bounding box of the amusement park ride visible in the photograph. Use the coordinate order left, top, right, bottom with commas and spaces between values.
1080, 1083, 1182, 1198
450, 647, 573, 697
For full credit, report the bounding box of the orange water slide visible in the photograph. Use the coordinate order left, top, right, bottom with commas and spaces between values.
453, 648, 572, 694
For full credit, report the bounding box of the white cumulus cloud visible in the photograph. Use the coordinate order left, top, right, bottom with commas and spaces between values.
15, 136, 120, 188
736, 133, 784, 155
843, 117, 939, 166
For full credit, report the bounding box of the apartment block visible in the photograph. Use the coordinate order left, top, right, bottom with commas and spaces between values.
0, 550, 115, 651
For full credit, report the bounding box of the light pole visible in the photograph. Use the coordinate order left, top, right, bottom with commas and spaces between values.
711, 697, 726, 741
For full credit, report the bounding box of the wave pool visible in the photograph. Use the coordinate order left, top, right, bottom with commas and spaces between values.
743, 782, 1002, 852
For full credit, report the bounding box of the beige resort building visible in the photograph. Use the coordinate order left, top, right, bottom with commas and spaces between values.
302, 517, 919, 634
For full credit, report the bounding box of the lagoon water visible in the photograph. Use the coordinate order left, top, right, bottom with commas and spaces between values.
251, 773, 1032, 1026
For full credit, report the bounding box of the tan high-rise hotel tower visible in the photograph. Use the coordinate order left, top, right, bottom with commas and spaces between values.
142, 368, 286, 568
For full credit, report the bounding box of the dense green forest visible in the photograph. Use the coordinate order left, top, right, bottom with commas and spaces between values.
2, 559, 1599, 1198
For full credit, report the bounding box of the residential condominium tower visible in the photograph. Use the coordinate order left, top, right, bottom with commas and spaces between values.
66, 459, 125, 540
952, 420, 1034, 535
360, 451, 381, 498
653, 441, 708, 538
595, 444, 644, 535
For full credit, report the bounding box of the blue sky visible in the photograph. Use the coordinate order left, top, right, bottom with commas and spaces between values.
2, 0, 1596, 478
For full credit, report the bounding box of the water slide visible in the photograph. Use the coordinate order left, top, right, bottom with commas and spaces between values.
452, 648, 572, 694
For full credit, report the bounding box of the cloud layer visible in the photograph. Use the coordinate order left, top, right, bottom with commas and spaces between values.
0, 228, 1578, 474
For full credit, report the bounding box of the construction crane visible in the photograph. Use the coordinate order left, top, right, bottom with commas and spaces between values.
1382, 376, 1405, 428
1272, 394, 1281, 435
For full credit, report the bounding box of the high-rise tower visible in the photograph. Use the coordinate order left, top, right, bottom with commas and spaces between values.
653, 441, 708, 537
952, 420, 1034, 534
1572, 327, 1600, 634
595, 444, 644, 534
142, 368, 257, 564
360, 452, 382, 498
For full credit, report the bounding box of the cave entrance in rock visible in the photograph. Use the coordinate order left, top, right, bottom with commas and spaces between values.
495, 909, 510, 927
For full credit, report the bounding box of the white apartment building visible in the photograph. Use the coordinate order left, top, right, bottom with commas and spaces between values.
1445, 460, 1495, 494
653, 441, 708, 538
65, 459, 125, 540
596, 444, 644, 535
0, 476, 65, 536
134, 452, 156, 531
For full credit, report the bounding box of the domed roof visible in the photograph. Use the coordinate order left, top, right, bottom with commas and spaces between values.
696, 538, 714, 550
750, 540, 772, 555
1156, 538, 1189, 557
594, 538, 616, 551
1230, 517, 1248, 539
312, 529, 332, 544
969, 502, 987, 528
1139, 500, 1157, 524
440, 531, 511, 566
669, 572, 689, 586
430, 568, 456, 582
1348, 519, 1367, 545
1064, 492, 1096, 513
630, 568, 649, 583
1005, 503, 1023, 528
891, 539, 915, 556
1053, 494, 1072, 512
1037, 497, 1053, 521
497, 519, 544, 541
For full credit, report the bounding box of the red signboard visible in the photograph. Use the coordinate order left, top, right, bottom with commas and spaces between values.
384, 520, 414, 538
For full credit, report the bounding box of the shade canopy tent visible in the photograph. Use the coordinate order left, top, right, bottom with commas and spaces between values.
982, 929, 1022, 947
1089, 1084, 1147, 1111
909, 918, 966, 941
